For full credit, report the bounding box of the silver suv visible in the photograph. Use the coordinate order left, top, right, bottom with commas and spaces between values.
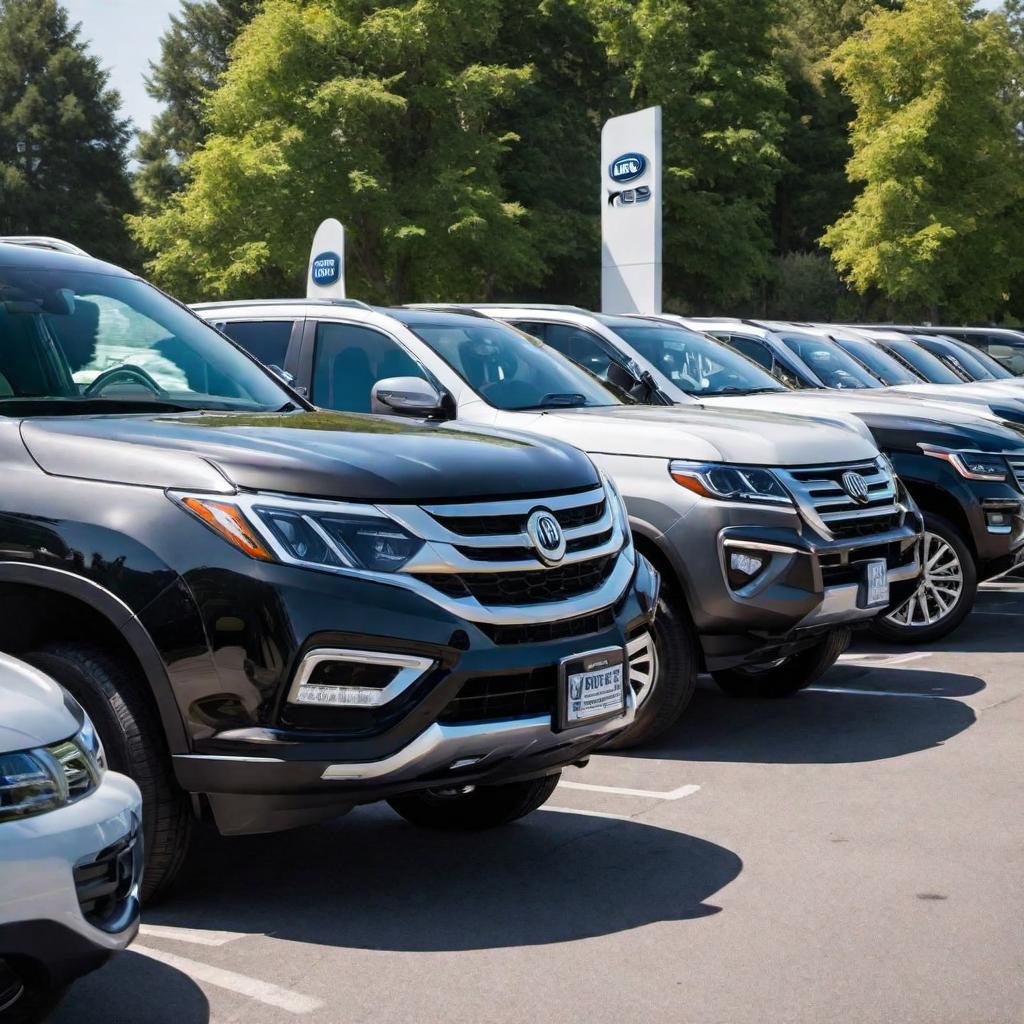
195, 300, 922, 747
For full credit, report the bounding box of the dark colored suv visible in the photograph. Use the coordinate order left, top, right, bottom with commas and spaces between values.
0, 242, 657, 898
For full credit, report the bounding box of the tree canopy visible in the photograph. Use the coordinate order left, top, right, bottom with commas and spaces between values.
822, 0, 1024, 319
0, 0, 135, 263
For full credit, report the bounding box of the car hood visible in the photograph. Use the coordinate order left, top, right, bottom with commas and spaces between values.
0, 654, 79, 752
705, 391, 1024, 452
19, 411, 599, 502
512, 403, 879, 465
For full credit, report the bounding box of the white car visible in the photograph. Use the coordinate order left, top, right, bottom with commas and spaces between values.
0, 654, 142, 1022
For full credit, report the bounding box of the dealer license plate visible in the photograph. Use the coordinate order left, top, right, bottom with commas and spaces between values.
559, 646, 626, 729
865, 559, 890, 608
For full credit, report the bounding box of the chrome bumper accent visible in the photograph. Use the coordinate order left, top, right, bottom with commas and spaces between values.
320, 688, 637, 782
798, 552, 921, 627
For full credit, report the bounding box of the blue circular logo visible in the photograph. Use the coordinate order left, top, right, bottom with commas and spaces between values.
609, 153, 647, 184
310, 251, 340, 286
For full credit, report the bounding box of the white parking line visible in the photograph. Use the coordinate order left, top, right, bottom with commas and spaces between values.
808, 686, 950, 700
139, 924, 247, 947
838, 652, 933, 667
558, 781, 700, 800
132, 945, 323, 1014
540, 806, 636, 822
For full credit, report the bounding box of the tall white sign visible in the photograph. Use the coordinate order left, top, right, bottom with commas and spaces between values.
306, 218, 346, 299
600, 106, 662, 315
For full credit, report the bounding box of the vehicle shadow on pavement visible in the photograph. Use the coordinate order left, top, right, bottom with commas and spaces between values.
629, 666, 981, 765
149, 810, 742, 952
51, 948, 210, 1024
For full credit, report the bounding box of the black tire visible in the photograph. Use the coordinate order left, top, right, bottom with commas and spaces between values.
600, 584, 698, 750
387, 772, 560, 830
0, 980, 68, 1024
25, 644, 192, 902
711, 626, 851, 699
870, 513, 977, 644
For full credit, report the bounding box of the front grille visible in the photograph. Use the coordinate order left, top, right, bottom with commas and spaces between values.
415, 555, 616, 606
478, 607, 617, 645
782, 460, 903, 540
432, 497, 605, 537
1007, 454, 1024, 490
73, 831, 139, 929
439, 667, 558, 723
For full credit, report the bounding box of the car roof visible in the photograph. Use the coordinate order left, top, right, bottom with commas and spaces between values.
0, 241, 134, 277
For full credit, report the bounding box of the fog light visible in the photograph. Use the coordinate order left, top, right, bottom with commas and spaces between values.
726, 549, 768, 590
986, 511, 1012, 534
288, 649, 435, 708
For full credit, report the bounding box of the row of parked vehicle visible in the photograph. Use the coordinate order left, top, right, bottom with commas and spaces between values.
2, 236, 1022, 1020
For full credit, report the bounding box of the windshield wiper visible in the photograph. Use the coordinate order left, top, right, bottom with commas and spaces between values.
709, 386, 784, 396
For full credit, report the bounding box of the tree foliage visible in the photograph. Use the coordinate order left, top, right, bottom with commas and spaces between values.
822, 0, 1024, 319
135, 0, 258, 213
0, 0, 134, 262
583, 0, 790, 310
130, 0, 543, 303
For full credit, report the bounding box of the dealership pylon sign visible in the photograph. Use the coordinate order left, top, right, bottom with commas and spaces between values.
601, 106, 662, 315
307, 218, 346, 299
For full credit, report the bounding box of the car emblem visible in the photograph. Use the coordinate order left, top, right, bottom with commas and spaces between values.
526, 509, 566, 565
842, 470, 871, 504
608, 152, 647, 183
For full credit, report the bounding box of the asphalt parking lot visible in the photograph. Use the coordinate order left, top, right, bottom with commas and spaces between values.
56, 578, 1024, 1024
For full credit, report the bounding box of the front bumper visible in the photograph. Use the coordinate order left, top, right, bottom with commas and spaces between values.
0, 772, 142, 989
172, 555, 658, 835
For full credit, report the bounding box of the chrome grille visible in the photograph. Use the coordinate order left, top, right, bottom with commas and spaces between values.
1006, 453, 1024, 490
780, 459, 905, 540
381, 485, 630, 614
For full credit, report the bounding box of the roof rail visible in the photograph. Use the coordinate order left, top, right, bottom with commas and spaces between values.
0, 236, 90, 256
192, 297, 373, 311
409, 302, 590, 314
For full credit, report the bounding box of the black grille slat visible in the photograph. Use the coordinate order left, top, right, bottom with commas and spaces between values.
440, 668, 558, 723
73, 833, 137, 926
479, 608, 617, 645
433, 500, 606, 538
415, 555, 616, 606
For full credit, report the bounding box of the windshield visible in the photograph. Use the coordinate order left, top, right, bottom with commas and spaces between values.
0, 267, 291, 414
832, 336, 921, 385
778, 333, 882, 389
608, 323, 785, 396
941, 338, 1014, 379
916, 336, 1000, 381
408, 321, 621, 410
881, 339, 964, 384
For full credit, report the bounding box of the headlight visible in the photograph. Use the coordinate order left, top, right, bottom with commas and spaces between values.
669, 460, 794, 506
0, 724, 105, 824
173, 493, 424, 574
919, 445, 1008, 481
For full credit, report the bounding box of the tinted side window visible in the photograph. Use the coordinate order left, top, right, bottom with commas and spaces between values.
542, 324, 617, 380
220, 320, 293, 367
508, 321, 550, 341
312, 322, 423, 412
719, 334, 772, 371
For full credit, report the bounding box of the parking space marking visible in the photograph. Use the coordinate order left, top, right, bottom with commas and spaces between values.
139, 924, 248, 947
838, 651, 933, 667
132, 945, 324, 1014
540, 806, 637, 822
808, 686, 951, 700
558, 780, 701, 801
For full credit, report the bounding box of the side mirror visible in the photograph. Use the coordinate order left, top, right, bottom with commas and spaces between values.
606, 360, 641, 391
372, 376, 445, 417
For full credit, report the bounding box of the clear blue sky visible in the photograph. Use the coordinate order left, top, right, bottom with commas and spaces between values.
65, 0, 1007, 137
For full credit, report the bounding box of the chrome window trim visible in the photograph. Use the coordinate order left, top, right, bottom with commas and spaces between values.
287, 648, 436, 707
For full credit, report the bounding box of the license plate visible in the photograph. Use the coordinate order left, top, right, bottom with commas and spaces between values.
558, 646, 626, 729
865, 559, 890, 608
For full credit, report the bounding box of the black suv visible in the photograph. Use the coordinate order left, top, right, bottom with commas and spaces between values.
0, 242, 657, 898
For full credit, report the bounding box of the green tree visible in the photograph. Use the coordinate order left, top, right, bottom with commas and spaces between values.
584, 0, 790, 310
135, 0, 258, 213
0, 0, 134, 262
822, 0, 1024, 319
130, 0, 542, 303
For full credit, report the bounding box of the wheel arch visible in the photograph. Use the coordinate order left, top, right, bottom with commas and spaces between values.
0, 562, 189, 753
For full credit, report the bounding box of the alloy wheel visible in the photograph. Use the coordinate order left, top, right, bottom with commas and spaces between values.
884, 530, 964, 629
626, 632, 659, 708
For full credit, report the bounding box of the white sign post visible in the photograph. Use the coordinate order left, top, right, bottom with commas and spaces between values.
306, 218, 346, 299
600, 106, 662, 315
